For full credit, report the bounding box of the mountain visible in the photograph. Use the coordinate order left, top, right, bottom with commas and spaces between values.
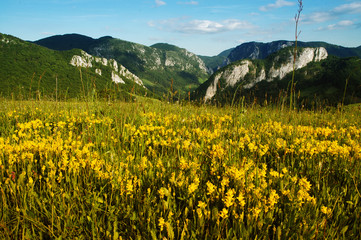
227, 40, 361, 63
34, 34, 209, 95
198, 48, 234, 74
0, 33, 148, 100
198, 48, 234, 75
33, 33, 98, 52
192, 46, 361, 106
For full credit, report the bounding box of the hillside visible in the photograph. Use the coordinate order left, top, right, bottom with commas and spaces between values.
34, 34, 209, 95
198, 48, 234, 74
193, 46, 361, 107
0, 33, 148, 100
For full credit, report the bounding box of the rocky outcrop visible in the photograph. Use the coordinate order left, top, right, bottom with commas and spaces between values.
204, 47, 328, 102
70, 50, 145, 87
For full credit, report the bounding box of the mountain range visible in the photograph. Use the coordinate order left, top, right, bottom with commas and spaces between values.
1, 32, 360, 105
193, 46, 361, 106
0, 33, 148, 100
34, 34, 209, 96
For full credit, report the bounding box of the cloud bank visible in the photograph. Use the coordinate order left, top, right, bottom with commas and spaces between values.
149, 18, 256, 34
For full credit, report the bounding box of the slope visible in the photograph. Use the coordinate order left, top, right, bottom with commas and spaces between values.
0, 33, 148, 100
34, 34, 209, 95
193, 46, 361, 106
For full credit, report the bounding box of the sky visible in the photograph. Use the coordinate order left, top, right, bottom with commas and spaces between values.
1, 0, 361, 56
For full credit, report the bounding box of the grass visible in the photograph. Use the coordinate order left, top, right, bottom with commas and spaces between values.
0, 98, 360, 239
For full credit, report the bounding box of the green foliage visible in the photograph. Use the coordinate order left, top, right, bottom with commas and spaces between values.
151, 43, 182, 52
34, 34, 210, 96
0, 33, 149, 100
194, 45, 361, 108
244, 56, 361, 108
198, 55, 228, 73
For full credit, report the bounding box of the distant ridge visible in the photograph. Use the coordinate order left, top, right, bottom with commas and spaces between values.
227, 40, 361, 63
34, 34, 209, 95
34, 34, 97, 52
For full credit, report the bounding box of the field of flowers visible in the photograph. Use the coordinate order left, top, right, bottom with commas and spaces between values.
0, 100, 360, 239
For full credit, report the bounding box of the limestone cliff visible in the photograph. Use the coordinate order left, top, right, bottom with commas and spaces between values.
70, 50, 145, 87
204, 47, 328, 102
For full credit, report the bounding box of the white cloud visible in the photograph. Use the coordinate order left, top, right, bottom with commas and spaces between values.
155, 0, 166, 7
150, 18, 256, 34
333, 2, 361, 14
318, 20, 354, 31
304, 2, 361, 24
259, 0, 295, 12
178, 1, 198, 5
303, 12, 333, 24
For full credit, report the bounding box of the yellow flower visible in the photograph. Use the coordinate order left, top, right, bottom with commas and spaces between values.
158, 217, 166, 231
252, 207, 261, 219
237, 192, 246, 207
223, 189, 236, 208
188, 182, 198, 195
321, 206, 332, 216
126, 180, 133, 195
219, 208, 228, 219
206, 181, 216, 195
221, 177, 229, 188
198, 201, 207, 209
268, 189, 279, 209
158, 188, 165, 199
299, 177, 312, 191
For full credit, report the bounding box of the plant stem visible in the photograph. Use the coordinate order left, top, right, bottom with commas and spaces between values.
290, 0, 303, 111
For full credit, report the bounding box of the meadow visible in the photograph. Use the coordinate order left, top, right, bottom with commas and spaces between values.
0, 98, 360, 239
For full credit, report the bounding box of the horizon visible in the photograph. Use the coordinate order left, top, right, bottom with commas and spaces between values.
1, 1, 361, 56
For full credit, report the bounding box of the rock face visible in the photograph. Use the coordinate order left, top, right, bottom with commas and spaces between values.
228, 41, 294, 62
70, 50, 145, 87
204, 47, 328, 102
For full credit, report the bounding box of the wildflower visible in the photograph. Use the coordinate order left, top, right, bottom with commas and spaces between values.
158, 188, 165, 199
299, 177, 312, 191
28, 177, 34, 185
198, 201, 207, 209
268, 189, 279, 209
237, 192, 246, 207
126, 180, 133, 195
270, 169, 283, 178
248, 142, 257, 152
179, 157, 189, 170
219, 208, 228, 219
206, 181, 216, 195
188, 182, 198, 195
223, 189, 236, 208
282, 189, 290, 196
252, 207, 261, 219
197, 207, 203, 218
158, 217, 166, 231
321, 206, 332, 216
221, 177, 229, 188
275, 138, 286, 149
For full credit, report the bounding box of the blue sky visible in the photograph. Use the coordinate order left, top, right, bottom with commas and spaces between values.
1, 0, 360, 56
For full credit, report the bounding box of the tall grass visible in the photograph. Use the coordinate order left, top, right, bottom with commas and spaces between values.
290, 0, 303, 111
